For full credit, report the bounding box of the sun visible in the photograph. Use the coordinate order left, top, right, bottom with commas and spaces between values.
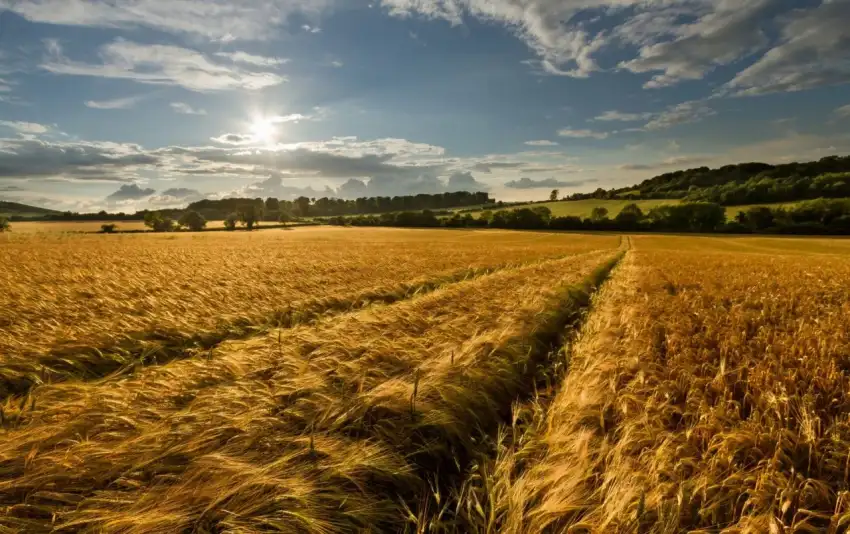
249, 116, 277, 145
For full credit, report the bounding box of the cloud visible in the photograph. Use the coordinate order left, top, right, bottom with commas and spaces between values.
105, 183, 156, 201
0, 184, 24, 192
1, 0, 333, 41
617, 155, 709, 171
210, 133, 255, 146
557, 128, 609, 140
593, 110, 653, 122
330, 60, 344, 68
337, 178, 370, 198
524, 140, 558, 146
837, 104, 850, 119
504, 177, 595, 189
619, 0, 771, 88
0, 121, 49, 134
643, 100, 715, 131
42, 39, 284, 92
85, 94, 145, 109
214, 51, 289, 67
171, 102, 207, 115
446, 171, 489, 192
148, 187, 205, 206
726, 1, 850, 96
471, 162, 525, 173
0, 137, 156, 181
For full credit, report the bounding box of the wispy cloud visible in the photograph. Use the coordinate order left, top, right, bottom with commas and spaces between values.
504, 177, 595, 189
42, 39, 285, 92
524, 140, 558, 146
85, 94, 146, 109
214, 51, 289, 67
593, 110, 653, 122
0, 121, 49, 134
557, 128, 609, 140
836, 105, 850, 119
170, 102, 207, 115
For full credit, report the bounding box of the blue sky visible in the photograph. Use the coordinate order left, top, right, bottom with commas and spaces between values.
0, 0, 849, 211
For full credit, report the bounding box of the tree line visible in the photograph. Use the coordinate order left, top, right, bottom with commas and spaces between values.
322, 198, 850, 235
566, 156, 850, 206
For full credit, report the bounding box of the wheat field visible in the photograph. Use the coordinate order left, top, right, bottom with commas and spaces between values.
2, 227, 849, 532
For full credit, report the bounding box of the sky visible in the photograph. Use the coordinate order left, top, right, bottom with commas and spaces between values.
0, 0, 849, 212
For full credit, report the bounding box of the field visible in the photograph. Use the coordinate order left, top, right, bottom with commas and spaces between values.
2, 226, 850, 532
461, 198, 813, 220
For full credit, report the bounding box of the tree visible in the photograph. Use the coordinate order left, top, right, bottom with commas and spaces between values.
549, 189, 560, 202
294, 196, 311, 218
224, 213, 238, 231
590, 206, 609, 222
237, 204, 260, 230
143, 212, 175, 232
178, 210, 207, 231
614, 203, 644, 227
100, 223, 117, 233
279, 209, 293, 226
0, 216, 10, 232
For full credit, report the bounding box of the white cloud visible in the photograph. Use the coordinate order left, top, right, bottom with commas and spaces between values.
593, 110, 653, 122
557, 128, 609, 140
85, 94, 146, 109
330, 60, 344, 68
0, 121, 49, 134
42, 39, 284, 92
643, 100, 715, 131
837, 105, 850, 119
214, 51, 289, 67
726, 1, 850, 96
524, 140, 558, 146
620, 0, 771, 88
1, 0, 334, 41
171, 102, 207, 115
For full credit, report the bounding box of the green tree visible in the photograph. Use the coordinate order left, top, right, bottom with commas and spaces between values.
100, 223, 117, 233
224, 213, 238, 231
615, 203, 644, 227
549, 189, 560, 202
590, 206, 609, 222
178, 210, 207, 231
0, 216, 10, 233
238, 204, 260, 230
279, 209, 293, 226
294, 196, 311, 218
143, 212, 175, 232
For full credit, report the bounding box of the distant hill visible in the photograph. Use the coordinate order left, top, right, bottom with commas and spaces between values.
568, 155, 850, 206
0, 201, 61, 219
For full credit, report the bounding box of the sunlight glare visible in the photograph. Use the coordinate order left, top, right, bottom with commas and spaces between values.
249, 116, 278, 145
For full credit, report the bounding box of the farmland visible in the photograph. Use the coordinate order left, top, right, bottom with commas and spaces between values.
458, 198, 817, 220
2, 226, 850, 532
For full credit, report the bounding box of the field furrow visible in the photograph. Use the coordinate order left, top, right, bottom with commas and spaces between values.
0, 229, 618, 398
0, 249, 621, 532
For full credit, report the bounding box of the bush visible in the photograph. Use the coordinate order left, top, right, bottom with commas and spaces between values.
178, 210, 207, 231
0, 216, 9, 233
143, 213, 175, 232
100, 223, 117, 233
224, 213, 238, 231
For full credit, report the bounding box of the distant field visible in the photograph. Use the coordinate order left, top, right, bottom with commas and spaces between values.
461, 198, 817, 220
7, 221, 151, 233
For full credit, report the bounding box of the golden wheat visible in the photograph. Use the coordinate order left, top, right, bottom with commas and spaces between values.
0, 248, 620, 532
487, 240, 850, 533
0, 228, 617, 395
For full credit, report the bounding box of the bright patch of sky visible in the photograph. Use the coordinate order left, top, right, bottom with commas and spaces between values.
1, 0, 849, 211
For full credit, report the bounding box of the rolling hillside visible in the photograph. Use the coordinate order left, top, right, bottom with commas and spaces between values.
0, 201, 61, 219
